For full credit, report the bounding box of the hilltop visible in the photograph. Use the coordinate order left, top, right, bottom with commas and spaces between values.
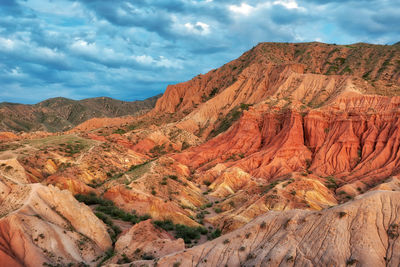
0, 94, 161, 132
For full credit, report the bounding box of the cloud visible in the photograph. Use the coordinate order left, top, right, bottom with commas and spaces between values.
0, 0, 399, 104
229, 3, 255, 15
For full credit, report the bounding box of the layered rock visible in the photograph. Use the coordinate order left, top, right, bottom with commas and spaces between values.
103, 157, 207, 226
109, 220, 185, 264
142, 190, 400, 267
0, 177, 112, 266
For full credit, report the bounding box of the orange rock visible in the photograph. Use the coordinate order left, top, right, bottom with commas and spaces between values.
0, 132, 18, 141
110, 219, 185, 263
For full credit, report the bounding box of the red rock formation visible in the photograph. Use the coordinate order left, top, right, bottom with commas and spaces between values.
109, 220, 185, 264
0, 132, 18, 141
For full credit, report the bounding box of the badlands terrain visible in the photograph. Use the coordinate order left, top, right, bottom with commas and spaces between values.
1, 42, 400, 266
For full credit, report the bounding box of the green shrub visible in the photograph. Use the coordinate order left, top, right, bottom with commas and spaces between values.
203, 180, 211, 186
152, 220, 207, 244
141, 253, 154, 260
75, 193, 113, 206
209, 228, 221, 240
214, 208, 222, 213
153, 220, 175, 231
113, 128, 126, 135
168, 175, 178, 180
95, 205, 144, 224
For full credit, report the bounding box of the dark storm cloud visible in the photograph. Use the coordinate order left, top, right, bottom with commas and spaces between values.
0, 0, 399, 104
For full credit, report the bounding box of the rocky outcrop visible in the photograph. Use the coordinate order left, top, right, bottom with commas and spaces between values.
0, 177, 112, 266
143, 190, 400, 266
154, 42, 400, 138
103, 157, 206, 226
109, 220, 185, 264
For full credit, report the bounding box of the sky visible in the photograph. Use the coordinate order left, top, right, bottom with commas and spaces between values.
0, 0, 399, 104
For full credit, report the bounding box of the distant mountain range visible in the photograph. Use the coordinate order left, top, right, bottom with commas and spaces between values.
0, 94, 161, 132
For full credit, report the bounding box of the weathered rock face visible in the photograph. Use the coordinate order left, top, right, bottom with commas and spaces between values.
0, 176, 112, 266
103, 157, 206, 226
110, 220, 185, 264
154, 42, 400, 137
204, 172, 337, 233
174, 91, 400, 189
139, 190, 400, 267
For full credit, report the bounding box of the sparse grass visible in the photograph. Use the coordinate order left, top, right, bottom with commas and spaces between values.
325, 176, 338, 189
210, 104, 251, 137
0, 143, 22, 152
97, 248, 115, 267
152, 220, 208, 244
113, 128, 126, 135
26, 135, 93, 151
264, 181, 279, 194
149, 144, 167, 156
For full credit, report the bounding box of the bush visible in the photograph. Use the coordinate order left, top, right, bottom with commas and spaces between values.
75, 193, 113, 206
168, 175, 178, 180
175, 224, 202, 243
94, 212, 121, 243
153, 220, 207, 244
214, 207, 222, 213
209, 228, 221, 240
95, 205, 144, 224
141, 253, 154, 260
153, 220, 175, 231
203, 180, 211, 186
98, 248, 115, 266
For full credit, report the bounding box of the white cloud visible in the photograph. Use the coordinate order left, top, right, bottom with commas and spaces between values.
134, 55, 155, 65
273, 0, 300, 10
184, 22, 210, 35
229, 3, 254, 16
132, 55, 182, 69
0, 38, 16, 51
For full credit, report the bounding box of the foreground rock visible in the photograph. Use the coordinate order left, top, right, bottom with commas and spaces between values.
0, 176, 112, 266
134, 190, 400, 266
108, 220, 185, 264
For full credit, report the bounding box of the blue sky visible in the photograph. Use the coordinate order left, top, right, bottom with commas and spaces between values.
0, 0, 399, 104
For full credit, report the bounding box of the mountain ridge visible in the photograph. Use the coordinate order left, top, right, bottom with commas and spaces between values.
0, 94, 161, 132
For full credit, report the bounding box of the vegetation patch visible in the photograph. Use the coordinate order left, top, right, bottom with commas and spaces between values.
152, 220, 208, 244
75, 192, 150, 225
325, 176, 338, 189
209, 104, 252, 137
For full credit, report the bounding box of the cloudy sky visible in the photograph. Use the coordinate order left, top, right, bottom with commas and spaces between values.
0, 0, 399, 104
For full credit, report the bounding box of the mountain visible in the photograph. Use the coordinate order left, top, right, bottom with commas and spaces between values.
0, 94, 161, 132
1, 42, 400, 266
